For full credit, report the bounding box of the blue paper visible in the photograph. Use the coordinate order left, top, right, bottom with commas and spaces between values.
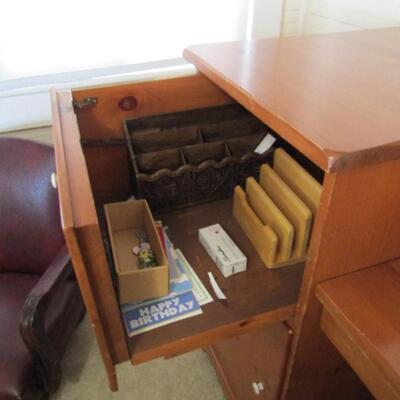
122, 290, 201, 336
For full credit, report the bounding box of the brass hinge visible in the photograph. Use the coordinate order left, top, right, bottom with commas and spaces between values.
73, 97, 98, 109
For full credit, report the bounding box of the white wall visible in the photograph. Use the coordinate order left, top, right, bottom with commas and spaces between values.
249, 0, 284, 38
281, 0, 400, 36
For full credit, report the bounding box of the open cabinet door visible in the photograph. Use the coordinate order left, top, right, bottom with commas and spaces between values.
51, 88, 130, 391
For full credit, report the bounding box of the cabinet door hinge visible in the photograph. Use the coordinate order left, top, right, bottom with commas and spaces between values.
73, 97, 98, 109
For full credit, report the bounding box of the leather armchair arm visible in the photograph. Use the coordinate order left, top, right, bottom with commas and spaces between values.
25, 245, 72, 305
19, 245, 72, 392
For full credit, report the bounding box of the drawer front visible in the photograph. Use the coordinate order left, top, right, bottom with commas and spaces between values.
208, 323, 293, 400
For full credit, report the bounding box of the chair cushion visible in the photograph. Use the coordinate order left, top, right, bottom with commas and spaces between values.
0, 273, 40, 400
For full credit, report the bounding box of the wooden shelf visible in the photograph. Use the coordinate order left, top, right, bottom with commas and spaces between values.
316, 259, 400, 400
128, 199, 304, 364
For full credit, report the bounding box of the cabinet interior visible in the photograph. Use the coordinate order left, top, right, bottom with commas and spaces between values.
71, 78, 324, 364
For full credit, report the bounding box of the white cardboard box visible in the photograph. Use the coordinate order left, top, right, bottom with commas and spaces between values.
199, 224, 247, 278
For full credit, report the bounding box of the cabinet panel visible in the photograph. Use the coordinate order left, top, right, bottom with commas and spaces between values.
208, 323, 293, 400
51, 89, 130, 391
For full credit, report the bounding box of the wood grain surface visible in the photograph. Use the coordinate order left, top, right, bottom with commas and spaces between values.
282, 159, 400, 399
317, 259, 400, 400
208, 323, 293, 400
51, 90, 130, 390
184, 28, 400, 172
74, 74, 233, 140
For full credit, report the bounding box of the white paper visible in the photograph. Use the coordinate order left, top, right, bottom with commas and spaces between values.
254, 133, 276, 154
208, 272, 227, 300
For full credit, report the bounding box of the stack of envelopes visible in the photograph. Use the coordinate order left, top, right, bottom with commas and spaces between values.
233, 148, 322, 268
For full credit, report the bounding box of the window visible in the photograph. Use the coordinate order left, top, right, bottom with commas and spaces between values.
0, 0, 251, 82
0, 0, 283, 132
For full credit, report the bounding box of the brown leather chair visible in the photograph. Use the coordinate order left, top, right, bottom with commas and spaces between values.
0, 138, 85, 399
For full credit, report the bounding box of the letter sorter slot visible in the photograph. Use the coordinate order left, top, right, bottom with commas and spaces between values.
233, 148, 322, 269
123, 104, 276, 212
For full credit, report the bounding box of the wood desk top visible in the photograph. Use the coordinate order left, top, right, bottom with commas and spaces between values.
316, 260, 400, 399
184, 28, 400, 172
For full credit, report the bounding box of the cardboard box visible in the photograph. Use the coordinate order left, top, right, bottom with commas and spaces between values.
104, 200, 168, 304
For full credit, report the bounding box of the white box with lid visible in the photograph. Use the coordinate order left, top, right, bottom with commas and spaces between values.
199, 224, 247, 278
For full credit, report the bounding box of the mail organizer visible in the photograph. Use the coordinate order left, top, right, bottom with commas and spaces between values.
124, 104, 274, 212
233, 148, 322, 268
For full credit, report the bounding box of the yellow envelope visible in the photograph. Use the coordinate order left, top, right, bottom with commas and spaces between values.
246, 177, 294, 263
233, 186, 278, 266
273, 148, 322, 216
260, 164, 312, 258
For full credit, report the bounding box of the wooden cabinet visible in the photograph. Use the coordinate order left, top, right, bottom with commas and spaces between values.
51, 75, 305, 391
52, 28, 400, 399
208, 323, 292, 400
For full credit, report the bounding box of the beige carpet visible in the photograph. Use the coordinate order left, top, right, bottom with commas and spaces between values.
53, 318, 226, 400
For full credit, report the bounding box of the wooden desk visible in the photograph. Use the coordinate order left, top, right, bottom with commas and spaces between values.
184, 27, 400, 172
51, 28, 400, 398
317, 260, 400, 400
